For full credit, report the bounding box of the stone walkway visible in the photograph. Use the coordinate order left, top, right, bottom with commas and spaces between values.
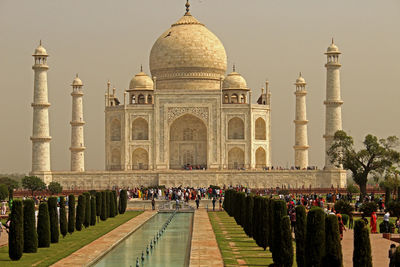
342, 229, 394, 267
190, 209, 224, 267
51, 210, 156, 267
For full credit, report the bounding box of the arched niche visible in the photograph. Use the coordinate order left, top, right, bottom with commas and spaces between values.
132, 118, 149, 140
228, 147, 244, 169
132, 148, 148, 170
255, 147, 266, 168
111, 119, 121, 141
111, 148, 121, 170
255, 117, 266, 140
228, 117, 244, 139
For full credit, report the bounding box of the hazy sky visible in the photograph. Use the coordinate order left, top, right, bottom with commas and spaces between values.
1, 0, 399, 173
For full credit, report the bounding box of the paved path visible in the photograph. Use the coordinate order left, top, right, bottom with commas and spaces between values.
0, 230, 8, 247
190, 209, 224, 267
51, 210, 156, 267
342, 229, 394, 267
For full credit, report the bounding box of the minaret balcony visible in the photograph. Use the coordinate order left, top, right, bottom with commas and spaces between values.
70, 121, 85, 126
31, 102, 51, 108
30, 136, 52, 141
293, 120, 308, 125
69, 146, 86, 152
323, 100, 344, 106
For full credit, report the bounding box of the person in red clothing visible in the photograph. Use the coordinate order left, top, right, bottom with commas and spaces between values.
370, 211, 377, 233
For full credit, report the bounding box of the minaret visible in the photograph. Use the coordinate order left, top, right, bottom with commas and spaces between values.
70, 74, 86, 171
31, 41, 52, 174
293, 73, 309, 169
324, 39, 343, 169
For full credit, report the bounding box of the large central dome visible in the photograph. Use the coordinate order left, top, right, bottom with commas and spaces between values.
149, 10, 227, 90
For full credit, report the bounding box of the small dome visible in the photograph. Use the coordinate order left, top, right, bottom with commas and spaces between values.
129, 72, 154, 90
72, 75, 83, 86
327, 43, 339, 53
34, 43, 48, 56
296, 74, 306, 84
223, 71, 248, 90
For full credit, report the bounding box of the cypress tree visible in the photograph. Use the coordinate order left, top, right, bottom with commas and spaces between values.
240, 192, 247, 227
267, 198, 274, 250
305, 207, 326, 267
279, 215, 294, 267
252, 196, 261, 246
109, 191, 115, 218
8, 199, 23, 260
47, 197, 59, 243
101, 191, 107, 221
37, 202, 50, 248
261, 197, 269, 250
76, 195, 85, 231
295, 205, 307, 267
68, 194, 75, 234
271, 200, 287, 263
23, 198, 37, 253
112, 191, 118, 216
83, 193, 91, 228
353, 219, 372, 267
90, 196, 96, 226
244, 195, 254, 237
105, 190, 110, 218
119, 189, 127, 214
96, 191, 102, 218
322, 215, 343, 267
59, 196, 67, 238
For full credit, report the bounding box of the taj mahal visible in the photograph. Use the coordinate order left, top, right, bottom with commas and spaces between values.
30, 1, 346, 189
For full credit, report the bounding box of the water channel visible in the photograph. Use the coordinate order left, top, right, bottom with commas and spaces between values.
94, 212, 194, 267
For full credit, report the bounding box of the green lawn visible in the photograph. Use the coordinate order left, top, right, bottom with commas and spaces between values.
0, 211, 142, 267
209, 211, 278, 267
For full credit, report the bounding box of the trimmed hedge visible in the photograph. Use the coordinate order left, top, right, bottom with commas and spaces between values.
59, 196, 67, 238
37, 202, 50, 248
9, 199, 23, 260
109, 191, 116, 218
90, 196, 96, 226
305, 207, 326, 267
83, 192, 91, 228
353, 219, 372, 267
113, 190, 118, 217
105, 191, 110, 219
118, 189, 128, 214
48, 197, 59, 243
23, 198, 38, 253
68, 194, 75, 234
100, 191, 107, 221
280, 215, 294, 267
295, 205, 307, 267
244, 195, 254, 237
96, 191, 102, 217
76, 195, 85, 231
271, 200, 287, 262
323, 214, 343, 267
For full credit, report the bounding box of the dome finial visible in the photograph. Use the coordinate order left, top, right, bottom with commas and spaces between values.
40, 40, 42, 46
76, 73, 79, 78
233, 64, 236, 72
185, 0, 190, 15
331, 37, 334, 44
299, 72, 302, 77
140, 64, 143, 72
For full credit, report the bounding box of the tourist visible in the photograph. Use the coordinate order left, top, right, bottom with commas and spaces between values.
370, 211, 377, 233
212, 197, 216, 211
151, 198, 155, 210
175, 198, 179, 210
219, 197, 222, 211
1, 201, 6, 215
349, 212, 354, 229
396, 217, 400, 233
389, 244, 396, 267
337, 215, 346, 240
195, 197, 200, 209
0, 221, 3, 238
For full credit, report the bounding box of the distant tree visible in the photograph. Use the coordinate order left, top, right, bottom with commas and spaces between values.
353, 220, 372, 267
59, 196, 67, 238
359, 202, 378, 217
322, 215, 343, 267
37, 202, 50, 248
295, 205, 307, 267
83, 193, 91, 228
328, 131, 400, 196
22, 176, 46, 197
48, 182, 63, 195
334, 200, 354, 215
305, 207, 326, 267
68, 194, 75, 234
346, 183, 360, 194
90, 196, 96, 226
0, 177, 19, 201
8, 199, 23, 260
0, 184, 8, 201
47, 197, 59, 243
118, 190, 127, 214
23, 199, 38, 253
76, 195, 85, 231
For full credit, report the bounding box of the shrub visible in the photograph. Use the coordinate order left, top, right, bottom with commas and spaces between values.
8, 199, 23, 260
359, 202, 378, 217
0, 184, 9, 201
305, 207, 326, 267
47, 197, 59, 243
379, 221, 394, 233
295, 205, 307, 267
118, 190, 127, 214
75, 195, 85, 231
353, 219, 372, 267
244, 195, 254, 237
105, 190, 110, 218
113, 191, 118, 217
252, 196, 265, 249
262, 198, 270, 250
48, 181, 63, 195
37, 202, 50, 248
100, 191, 107, 221
83, 193, 91, 228
271, 200, 287, 261
342, 214, 349, 226
279, 215, 294, 267
96, 191, 102, 217
59, 196, 67, 238
68, 194, 75, 234
90, 196, 96, 226
334, 200, 354, 215
109, 191, 115, 218
322, 214, 343, 267
347, 183, 360, 194
387, 201, 400, 218
23, 199, 37, 253
394, 246, 400, 266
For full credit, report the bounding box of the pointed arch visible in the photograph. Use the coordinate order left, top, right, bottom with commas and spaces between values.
132, 148, 148, 170
228, 147, 244, 169
255, 117, 266, 140
132, 118, 149, 140
111, 119, 121, 141
255, 147, 266, 168
111, 148, 121, 170
228, 117, 244, 139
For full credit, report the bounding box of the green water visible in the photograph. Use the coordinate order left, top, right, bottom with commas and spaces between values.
94, 212, 193, 267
